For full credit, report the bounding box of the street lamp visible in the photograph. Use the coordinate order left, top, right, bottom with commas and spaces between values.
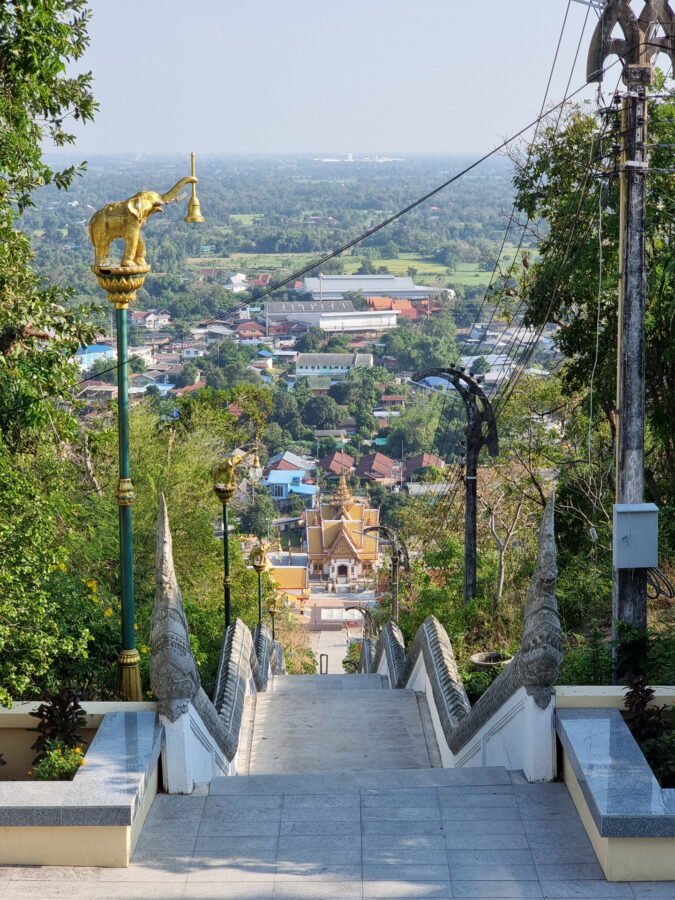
363, 525, 410, 623
249, 541, 270, 627
346, 605, 375, 640
88, 153, 204, 700
248, 443, 263, 491
267, 593, 281, 642
213, 451, 245, 629
412, 367, 498, 604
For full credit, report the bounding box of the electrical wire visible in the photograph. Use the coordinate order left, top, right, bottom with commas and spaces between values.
409, 69, 624, 552
15, 52, 625, 420
404, 3, 600, 549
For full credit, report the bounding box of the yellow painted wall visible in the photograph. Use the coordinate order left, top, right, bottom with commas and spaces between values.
563, 752, 675, 881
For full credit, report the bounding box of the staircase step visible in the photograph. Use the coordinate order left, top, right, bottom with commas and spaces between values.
210, 766, 512, 795
271, 674, 386, 691
250, 688, 435, 774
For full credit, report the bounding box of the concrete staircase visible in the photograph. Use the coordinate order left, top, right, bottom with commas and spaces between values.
242, 674, 441, 775
129, 673, 618, 897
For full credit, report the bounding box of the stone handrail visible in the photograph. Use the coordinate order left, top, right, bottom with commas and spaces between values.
371, 620, 406, 687
360, 637, 375, 673
362, 498, 561, 759
150, 495, 284, 767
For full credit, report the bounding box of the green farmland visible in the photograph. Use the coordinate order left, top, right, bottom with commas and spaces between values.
186, 247, 519, 292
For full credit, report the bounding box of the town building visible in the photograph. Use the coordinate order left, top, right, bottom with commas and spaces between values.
305, 475, 380, 585
265, 549, 310, 609
318, 450, 354, 477
365, 296, 420, 320
77, 380, 118, 401
261, 299, 398, 333
130, 309, 171, 331
378, 394, 407, 409
74, 343, 116, 372
267, 450, 316, 472
302, 274, 436, 302
180, 347, 206, 361
313, 309, 398, 333
262, 300, 355, 326
263, 469, 318, 507
403, 452, 446, 480
354, 452, 399, 485
224, 273, 249, 293
295, 352, 373, 380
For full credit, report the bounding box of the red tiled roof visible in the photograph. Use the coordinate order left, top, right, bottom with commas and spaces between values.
318, 451, 354, 476
171, 380, 206, 396
355, 452, 397, 479
271, 459, 304, 471
404, 453, 445, 477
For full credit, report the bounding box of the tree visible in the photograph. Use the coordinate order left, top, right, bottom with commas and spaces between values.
386, 396, 442, 456
511, 97, 675, 508
175, 362, 199, 388
241, 490, 276, 539
303, 395, 341, 429
0, 2, 106, 703
296, 328, 323, 352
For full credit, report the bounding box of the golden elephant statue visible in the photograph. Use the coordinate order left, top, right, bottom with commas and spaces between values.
88, 176, 196, 269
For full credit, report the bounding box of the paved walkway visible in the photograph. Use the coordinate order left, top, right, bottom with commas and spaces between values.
0, 771, 667, 898
1, 674, 673, 898
308, 629, 359, 674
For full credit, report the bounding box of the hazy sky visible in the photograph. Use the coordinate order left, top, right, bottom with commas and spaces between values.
67, 0, 611, 156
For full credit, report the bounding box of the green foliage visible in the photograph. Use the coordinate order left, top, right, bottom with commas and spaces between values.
641, 728, 675, 789
29, 688, 87, 762
557, 631, 612, 686
381, 310, 457, 372
31, 742, 85, 781
240, 490, 276, 539
303, 395, 342, 429
0, 0, 97, 210
0, 446, 94, 706
460, 667, 499, 705
512, 96, 675, 525
386, 395, 442, 456
342, 641, 362, 674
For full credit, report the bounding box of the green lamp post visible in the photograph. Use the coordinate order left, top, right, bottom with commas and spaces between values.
249, 541, 270, 627
267, 594, 281, 642
212, 452, 245, 630
89, 154, 204, 699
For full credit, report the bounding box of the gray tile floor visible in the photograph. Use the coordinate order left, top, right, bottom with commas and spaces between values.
2, 772, 673, 899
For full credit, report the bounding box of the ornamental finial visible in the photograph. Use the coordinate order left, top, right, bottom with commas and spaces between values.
587, 0, 675, 82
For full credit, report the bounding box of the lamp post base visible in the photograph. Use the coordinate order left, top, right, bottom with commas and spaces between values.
118, 648, 143, 701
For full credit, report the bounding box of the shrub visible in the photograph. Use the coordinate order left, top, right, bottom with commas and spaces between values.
30, 742, 85, 781
461, 667, 499, 704
29, 688, 87, 763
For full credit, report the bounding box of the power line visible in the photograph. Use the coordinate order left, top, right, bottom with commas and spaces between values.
408, 66, 625, 552
17, 61, 619, 418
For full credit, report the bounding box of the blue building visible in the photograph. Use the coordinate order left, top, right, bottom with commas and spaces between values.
74, 343, 116, 373
263, 469, 318, 506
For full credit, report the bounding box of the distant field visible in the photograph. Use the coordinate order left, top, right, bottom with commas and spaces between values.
185, 248, 516, 291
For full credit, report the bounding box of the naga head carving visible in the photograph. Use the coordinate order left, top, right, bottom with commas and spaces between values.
150, 494, 201, 721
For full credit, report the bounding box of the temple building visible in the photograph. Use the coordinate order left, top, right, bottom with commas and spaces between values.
266, 545, 310, 610
305, 475, 380, 586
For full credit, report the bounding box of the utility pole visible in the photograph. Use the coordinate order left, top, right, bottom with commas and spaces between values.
414, 368, 498, 604
586, 0, 675, 641
363, 525, 410, 623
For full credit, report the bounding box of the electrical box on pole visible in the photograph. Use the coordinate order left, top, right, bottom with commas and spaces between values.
612, 503, 659, 569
